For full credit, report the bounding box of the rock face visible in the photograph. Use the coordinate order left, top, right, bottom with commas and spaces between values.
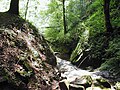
0, 13, 59, 90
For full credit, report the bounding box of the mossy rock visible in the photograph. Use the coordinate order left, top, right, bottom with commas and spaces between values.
0, 12, 58, 90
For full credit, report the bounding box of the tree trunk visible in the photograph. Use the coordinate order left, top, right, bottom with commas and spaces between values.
8, 0, 19, 15
103, 0, 113, 33
25, 0, 30, 20
63, 0, 67, 34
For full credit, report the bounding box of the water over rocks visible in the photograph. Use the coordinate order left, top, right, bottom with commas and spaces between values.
56, 57, 118, 90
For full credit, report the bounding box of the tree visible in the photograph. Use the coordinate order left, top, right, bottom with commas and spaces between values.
103, 0, 113, 33
7, 0, 19, 15
25, 0, 30, 20
62, 0, 67, 34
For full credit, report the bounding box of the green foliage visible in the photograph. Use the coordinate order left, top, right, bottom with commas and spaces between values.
70, 23, 90, 62
85, 11, 105, 35
45, 28, 75, 53
89, 33, 107, 60
46, 0, 63, 28
85, 0, 105, 35
110, 0, 120, 27
100, 35, 120, 73
70, 0, 120, 68
44, 0, 93, 54
44, 0, 120, 70
70, 0, 105, 64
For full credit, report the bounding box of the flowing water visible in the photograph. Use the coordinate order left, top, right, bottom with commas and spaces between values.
56, 57, 117, 90
57, 57, 96, 81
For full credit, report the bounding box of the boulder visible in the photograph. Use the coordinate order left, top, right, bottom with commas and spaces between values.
59, 79, 69, 90
0, 12, 58, 90
69, 84, 85, 90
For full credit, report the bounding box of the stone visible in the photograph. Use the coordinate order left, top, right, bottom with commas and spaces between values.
59, 79, 69, 90
69, 84, 85, 90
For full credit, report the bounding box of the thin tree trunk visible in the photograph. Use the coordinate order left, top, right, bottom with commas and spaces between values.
103, 0, 113, 33
8, 0, 19, 15
25, 0, 30, 20
63, 0, 67, 34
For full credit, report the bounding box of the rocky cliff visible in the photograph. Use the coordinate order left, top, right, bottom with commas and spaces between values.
0, 12, 59, 90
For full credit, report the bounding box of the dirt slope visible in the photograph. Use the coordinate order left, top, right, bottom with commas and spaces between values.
0, 12, 59, 90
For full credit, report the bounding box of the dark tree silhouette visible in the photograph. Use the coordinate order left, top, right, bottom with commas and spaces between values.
62, 0, 67, 34
8, 0, 19, 15
103, 0, 113, 33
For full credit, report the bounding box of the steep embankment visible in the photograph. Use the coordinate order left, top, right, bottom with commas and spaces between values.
0, 12, 59, 90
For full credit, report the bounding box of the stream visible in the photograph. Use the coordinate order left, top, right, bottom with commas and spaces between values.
56, 57, 117, 90
57, 57, 94, 81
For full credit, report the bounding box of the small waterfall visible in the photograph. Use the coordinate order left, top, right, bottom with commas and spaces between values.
56, 57, 94, 82
56, 57, 116, 90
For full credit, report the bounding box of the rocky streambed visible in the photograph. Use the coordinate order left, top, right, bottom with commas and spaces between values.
56, 57, 120, 90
